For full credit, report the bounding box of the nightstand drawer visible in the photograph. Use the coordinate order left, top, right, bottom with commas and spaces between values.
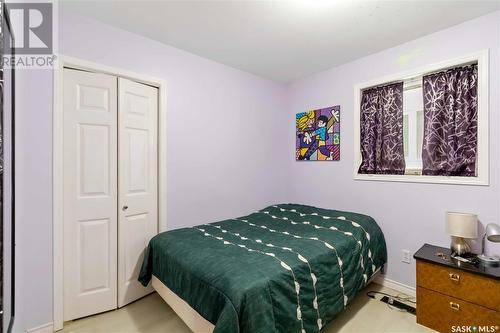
417, 286, 500, 333
417, 260, 500, 311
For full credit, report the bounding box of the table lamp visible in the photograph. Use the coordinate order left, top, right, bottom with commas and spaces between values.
477, 223, 500, 266
446, 212, 478, 256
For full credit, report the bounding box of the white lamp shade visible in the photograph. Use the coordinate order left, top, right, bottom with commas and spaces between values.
446, 212, 478, 238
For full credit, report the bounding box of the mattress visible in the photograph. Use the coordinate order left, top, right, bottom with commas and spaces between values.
139, 203, 387, 333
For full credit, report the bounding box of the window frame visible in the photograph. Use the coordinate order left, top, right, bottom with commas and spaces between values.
353, 49, 489, 186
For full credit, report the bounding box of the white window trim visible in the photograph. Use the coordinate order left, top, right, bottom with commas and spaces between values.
353, 49, 489, 186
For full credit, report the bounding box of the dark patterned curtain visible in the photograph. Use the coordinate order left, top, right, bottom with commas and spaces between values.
422, 64, 478, 176
358, 82, 405, 174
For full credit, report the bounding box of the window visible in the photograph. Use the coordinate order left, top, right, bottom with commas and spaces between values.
402, 80, 424, 175
353, 50, 489, 185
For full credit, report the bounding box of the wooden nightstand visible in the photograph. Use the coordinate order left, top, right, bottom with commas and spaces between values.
414, 244, 500, 332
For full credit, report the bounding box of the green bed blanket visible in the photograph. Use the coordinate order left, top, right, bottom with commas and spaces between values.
139, 203, 387, 333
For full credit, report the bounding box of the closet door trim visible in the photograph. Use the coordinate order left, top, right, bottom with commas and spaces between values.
53, 55, 167, 331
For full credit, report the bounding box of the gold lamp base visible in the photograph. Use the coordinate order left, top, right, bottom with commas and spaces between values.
450, 236, 472, 256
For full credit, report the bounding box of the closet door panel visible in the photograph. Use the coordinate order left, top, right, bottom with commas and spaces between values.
118, 78, 158, 307
63, 69, 118, 321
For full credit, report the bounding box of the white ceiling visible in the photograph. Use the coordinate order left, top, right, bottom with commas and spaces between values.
61, 0, 500, 83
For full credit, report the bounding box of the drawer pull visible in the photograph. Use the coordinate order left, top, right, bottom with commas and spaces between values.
449, 302, 460, 311
449, 273, 460, 282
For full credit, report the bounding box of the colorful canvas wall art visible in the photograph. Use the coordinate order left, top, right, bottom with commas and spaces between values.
296, 106, 340, 161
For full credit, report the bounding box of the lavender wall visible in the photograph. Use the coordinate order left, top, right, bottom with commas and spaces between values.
15, 69, 54, 333
14, 9, 288, 333
59, 10, 289, 229
286, 11, 500, 288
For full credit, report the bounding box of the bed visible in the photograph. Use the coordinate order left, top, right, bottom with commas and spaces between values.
139, 203, 387, 333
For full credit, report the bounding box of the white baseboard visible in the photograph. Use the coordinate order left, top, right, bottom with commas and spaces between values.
26, 322, 54, 333
373, 275, 416, 297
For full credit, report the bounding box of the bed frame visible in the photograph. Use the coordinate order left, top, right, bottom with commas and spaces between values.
152, 266, 383, 333
152, 275, 215, 333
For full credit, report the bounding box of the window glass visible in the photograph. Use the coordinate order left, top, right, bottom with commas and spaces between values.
402, 86, 423, 173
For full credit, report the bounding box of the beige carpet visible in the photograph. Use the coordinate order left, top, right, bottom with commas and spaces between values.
61, 283, 434, 333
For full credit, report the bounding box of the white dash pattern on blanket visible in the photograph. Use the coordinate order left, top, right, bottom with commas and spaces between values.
259, 210, 370, 283
259, 210, 365, 270
233, 218, 349, 308
193, 227, 308, 333
271, 205, 376, 275
203, 224, 324, 331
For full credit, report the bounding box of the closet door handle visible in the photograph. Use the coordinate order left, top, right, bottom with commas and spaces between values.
122, 205, 128, 211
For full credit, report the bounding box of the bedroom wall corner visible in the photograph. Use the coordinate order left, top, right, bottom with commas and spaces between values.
285, 10, 500, 289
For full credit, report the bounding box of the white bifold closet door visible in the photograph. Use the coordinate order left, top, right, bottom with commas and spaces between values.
63, 69, 119, 321
117, 77, 158, 307
63, 68, 158, 321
